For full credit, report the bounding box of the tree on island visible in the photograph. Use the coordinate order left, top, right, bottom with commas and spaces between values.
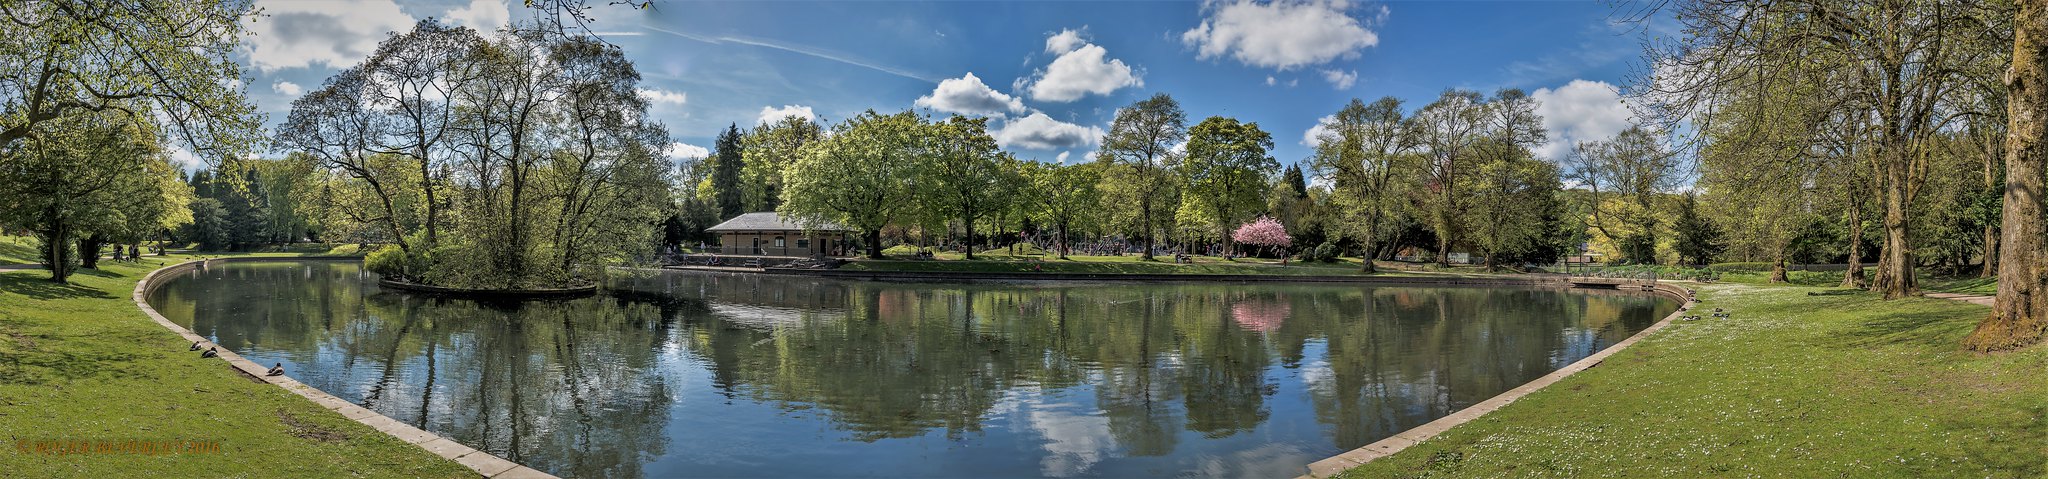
1232, 216, 1292, 260
282, 22, 672, 289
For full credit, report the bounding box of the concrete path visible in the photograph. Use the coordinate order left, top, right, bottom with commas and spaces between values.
1925, 292, 1995, 306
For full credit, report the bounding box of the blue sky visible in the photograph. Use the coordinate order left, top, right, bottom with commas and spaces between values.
238, 0, 1661, 170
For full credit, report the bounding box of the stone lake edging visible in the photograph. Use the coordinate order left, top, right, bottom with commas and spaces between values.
1299, 281, 1697, 478
134, 257, 557, 479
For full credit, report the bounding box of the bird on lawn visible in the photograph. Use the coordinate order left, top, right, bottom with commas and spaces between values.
266, 363, 284, 376
200, 347, 218, 358
188, 341, 201, 351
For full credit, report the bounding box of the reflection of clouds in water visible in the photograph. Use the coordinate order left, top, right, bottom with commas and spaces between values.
1297, 356, 1333, 393
710, 303, 816, 330
1188, 442, 1317, 478
1011, 388, 1117, 477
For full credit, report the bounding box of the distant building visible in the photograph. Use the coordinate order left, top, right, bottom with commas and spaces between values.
705, 212, 850, 258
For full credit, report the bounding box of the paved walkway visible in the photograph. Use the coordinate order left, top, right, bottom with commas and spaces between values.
1925, 292, 1996, 306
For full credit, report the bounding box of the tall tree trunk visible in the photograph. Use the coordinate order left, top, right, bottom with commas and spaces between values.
1771, 249, 1789, 284
77, 234, 104, 270
1140, 196, 1154, 260
1841, 195, 1865, 288
1873, 155, 1916, 298
1984, 138, 2002, 278
866, 229, 884, 260
1968, 4, 2048, 352
963, 210, 976, 260
38, 212, 73, 283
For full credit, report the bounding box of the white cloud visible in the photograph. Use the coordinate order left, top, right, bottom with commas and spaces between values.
1024, 29, 1142, 102
243, 0, 415, 72
1046, 29, 1087, 55
667, 142, 710, 161
271, 81, 303, 97
1302, 114, 1335, 148
1180, 0, 1381, 71
994, 113, 1104, 150
443, 0, 510, 33
1531, 79, 1634, 160
168, 143, 205, 170
1265, 76, 1277, 86
915, 72, 1026, 117
1321, 69, 1357, 89
636, 88, 688, 106
758, 105, 817, 125
1055, 151, 1071, 163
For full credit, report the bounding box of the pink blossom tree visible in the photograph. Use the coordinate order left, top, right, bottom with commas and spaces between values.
1231, 216, 1292, 259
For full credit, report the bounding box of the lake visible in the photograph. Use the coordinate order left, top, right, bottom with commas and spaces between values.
145, 261, 1675, 478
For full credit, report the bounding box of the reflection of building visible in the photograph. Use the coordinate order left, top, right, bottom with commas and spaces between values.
706, 212, 850, 257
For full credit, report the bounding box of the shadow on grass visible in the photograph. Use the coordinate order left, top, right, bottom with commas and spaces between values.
0, 273, 114, 300
1836, 301, 1976, 350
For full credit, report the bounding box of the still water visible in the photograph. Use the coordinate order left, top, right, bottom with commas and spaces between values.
146, 261, 1674, 478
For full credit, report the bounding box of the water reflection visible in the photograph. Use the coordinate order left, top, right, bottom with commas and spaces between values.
148, 261, 1673, 478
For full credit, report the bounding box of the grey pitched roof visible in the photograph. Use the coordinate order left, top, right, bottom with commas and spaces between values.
706, 212, 847, 232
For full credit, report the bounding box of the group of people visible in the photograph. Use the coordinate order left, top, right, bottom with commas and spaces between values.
106, 244, 155, 261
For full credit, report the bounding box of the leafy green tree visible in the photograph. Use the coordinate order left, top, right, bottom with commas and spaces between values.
1568, 127, 1678, 264
741, 116, 824, 212
1408, 89, 1488, 266
0, 111, 189, 281
780, 110, 929, 259
0, 0, 261, 161
1672, 193, 1726, 265
1025, 161, 1101, 259
282, 24, 670, 289
919, 116, 1015, 259
1310, 97, 1409, 271
1180, 116, 1278, 255
711, 123, 747, 218
1098, 94, 1188, 260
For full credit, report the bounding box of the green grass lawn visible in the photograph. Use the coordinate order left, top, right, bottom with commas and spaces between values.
1338, 282, 2047, 478
0, 252, 467, 477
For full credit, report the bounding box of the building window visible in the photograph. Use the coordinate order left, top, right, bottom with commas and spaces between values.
775, 237, 786, 247
797, 239, 810, 249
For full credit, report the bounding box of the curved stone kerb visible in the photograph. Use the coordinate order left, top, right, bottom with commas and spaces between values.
133, 258, 558, 479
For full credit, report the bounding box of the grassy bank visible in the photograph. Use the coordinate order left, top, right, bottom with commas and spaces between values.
0, 252, 468, 477
1338, 282, 2046, 478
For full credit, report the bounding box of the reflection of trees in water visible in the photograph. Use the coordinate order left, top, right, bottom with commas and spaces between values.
153, 264, 1670, 476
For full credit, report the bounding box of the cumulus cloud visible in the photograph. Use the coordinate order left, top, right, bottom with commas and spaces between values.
667, 142, 710, 161
1321, 69, 1357, 89
758, 105, 817, 125
994, 113, 1104, 150
1046, 29, 1088, 55
443, 0, 510, 33
1531, 79, 1635, 160
1023, 29, 1142, 102
1055, 151, 1071, 163
1302, 114, 1335, 148
636, 88, 688, 106
243, 0, 414, 72
915, 72, 1026, 117
272, 81, 303, 97
1180, 0, 1381, 71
